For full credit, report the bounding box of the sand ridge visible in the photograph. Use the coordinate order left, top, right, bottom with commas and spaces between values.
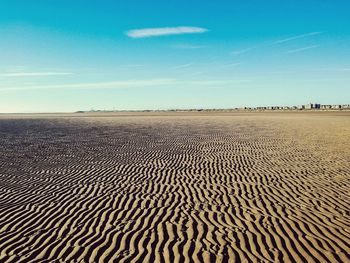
0, 113, 349, 262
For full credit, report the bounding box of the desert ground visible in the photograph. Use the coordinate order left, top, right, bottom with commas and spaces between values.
0, 112, 349, 262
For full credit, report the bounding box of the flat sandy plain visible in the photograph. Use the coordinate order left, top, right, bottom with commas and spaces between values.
0, 112, 349, 262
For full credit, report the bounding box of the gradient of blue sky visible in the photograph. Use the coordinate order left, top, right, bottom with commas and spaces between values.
0, 0, 349, 112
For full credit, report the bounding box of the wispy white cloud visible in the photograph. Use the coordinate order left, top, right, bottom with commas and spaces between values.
0, 79, 175, 91
124, 64, 144, 68
231, 47, 256, 56
312, 67, 350, 72
268, 67, 350, 74
0, 78, 253, 92
230, 32, 323, 56
126, 26, 208, 38
172, 63, 193, 69
187, 71, 203, 76
0, 72, 73, 77
183, 79, 253, 85
268, 70, 299, 74
286, 45, 320, 54
219, 62, 241, 68
171, 43, 206, 49
295, 78, 350, 82
271, 32, 323, 45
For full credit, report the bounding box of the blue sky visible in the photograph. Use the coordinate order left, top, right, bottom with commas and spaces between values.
0, 0, 349, 112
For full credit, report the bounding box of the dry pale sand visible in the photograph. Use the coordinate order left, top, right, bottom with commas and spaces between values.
0, 112, 349, 262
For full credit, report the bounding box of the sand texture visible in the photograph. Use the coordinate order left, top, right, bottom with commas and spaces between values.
0, 113, 349, 262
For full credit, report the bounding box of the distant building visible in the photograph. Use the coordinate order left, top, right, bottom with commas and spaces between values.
305, 103, 321, 109
235, 103, 347, 111
305, 104, 312, 109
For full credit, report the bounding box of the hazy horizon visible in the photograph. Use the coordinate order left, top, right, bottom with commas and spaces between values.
1, 1, 349, 113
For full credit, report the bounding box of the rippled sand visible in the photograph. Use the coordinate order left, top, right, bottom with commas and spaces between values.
0, 112, 349, 262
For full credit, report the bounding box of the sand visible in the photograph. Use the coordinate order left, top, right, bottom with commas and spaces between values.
0, 112, 349, 262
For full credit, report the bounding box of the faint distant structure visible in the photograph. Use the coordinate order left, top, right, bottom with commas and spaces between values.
305, 103, 320, 109
321, 105, 332, 109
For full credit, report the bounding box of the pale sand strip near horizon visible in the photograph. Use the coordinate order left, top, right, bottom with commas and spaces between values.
0, 113, 349, 262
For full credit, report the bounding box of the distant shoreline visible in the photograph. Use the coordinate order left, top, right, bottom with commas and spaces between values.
1, 109, 350, 119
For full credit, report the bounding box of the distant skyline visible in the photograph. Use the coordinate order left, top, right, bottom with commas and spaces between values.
0, 1, 349, 112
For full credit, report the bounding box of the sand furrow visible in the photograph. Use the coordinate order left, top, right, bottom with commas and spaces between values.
0, 114, 349, 262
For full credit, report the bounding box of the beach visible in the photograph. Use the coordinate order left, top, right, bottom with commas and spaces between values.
0, 112, 349, 262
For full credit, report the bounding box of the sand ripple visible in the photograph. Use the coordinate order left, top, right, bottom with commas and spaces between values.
0, 114, 349, 262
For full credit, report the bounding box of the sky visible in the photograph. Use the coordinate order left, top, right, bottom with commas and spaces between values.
0, 0, 349, 112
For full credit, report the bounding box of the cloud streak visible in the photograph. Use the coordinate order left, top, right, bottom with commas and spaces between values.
172, 63, 193, 70
271, 32, 323, 45
0, 72, 73, 77
286, 45, 320, 54
230, 32, 323, 56
219, 63, 241, 68
126, 26, 208, 38
231, 47, 256, 56
171, 43, 206, 49
0, 79, 175, 91
0, 78, 253, 92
